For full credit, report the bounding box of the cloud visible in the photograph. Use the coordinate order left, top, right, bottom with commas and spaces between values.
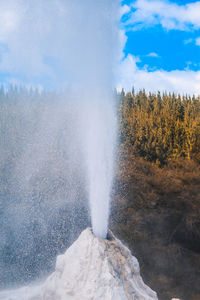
0, 0, 120, 90
125, 0, 200, 31
0, 1, 20, 41
196, 37, 200, 45
184, 38, 193, 45
147, 52, 159, 57
117, 54, 200, 95
120, 4, 130, 16
183, 36, 200, 47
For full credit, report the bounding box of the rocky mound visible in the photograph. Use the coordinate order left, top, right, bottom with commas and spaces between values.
0, 228, 158, 300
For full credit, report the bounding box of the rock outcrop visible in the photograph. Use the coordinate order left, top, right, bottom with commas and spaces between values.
0, 228, 158, 300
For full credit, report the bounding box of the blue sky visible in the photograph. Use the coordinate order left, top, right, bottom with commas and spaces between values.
124, 26, 200, 71
119, 0, 200, 94
122, 0, 200, 71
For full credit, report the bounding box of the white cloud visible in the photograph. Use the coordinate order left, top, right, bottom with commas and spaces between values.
184, 38, 193, 44
0, 0, 121, 90
118, 30, 128, 60
196, 37, 200, 45
183, 36, 200, 47
0, 1, 21, 41
126, 0, 200, 31
120, 4, 130, 16
147, 52, 159, 57
117, 55, 200, 95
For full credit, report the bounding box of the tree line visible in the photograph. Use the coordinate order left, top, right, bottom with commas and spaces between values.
0, 85, 199, 167
118, 89, 200, 166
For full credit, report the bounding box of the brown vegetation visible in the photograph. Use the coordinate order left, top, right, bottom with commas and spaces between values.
111, 156, 200, 300
111, 90, 200, 300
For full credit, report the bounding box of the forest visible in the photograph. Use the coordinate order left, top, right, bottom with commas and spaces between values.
112, 89, 200, 300
0, 86, 199, 300
118, 89, 200, 166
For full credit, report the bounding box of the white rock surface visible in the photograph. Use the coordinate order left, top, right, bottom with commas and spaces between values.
0, 228, 158, 300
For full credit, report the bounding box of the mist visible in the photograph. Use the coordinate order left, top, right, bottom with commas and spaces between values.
0, 0, 120, 289
0, 0, 120, 89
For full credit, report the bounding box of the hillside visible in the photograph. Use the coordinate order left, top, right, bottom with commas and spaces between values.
111, 90, 200, 300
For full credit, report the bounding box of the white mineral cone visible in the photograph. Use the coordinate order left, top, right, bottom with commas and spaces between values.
0, 228, 158, 300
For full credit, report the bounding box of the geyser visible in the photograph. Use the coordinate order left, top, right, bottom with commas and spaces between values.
83, 94, 116, 239
0, 0, 120, 241
0, 0, 122, 293
77, 1, 119, 238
